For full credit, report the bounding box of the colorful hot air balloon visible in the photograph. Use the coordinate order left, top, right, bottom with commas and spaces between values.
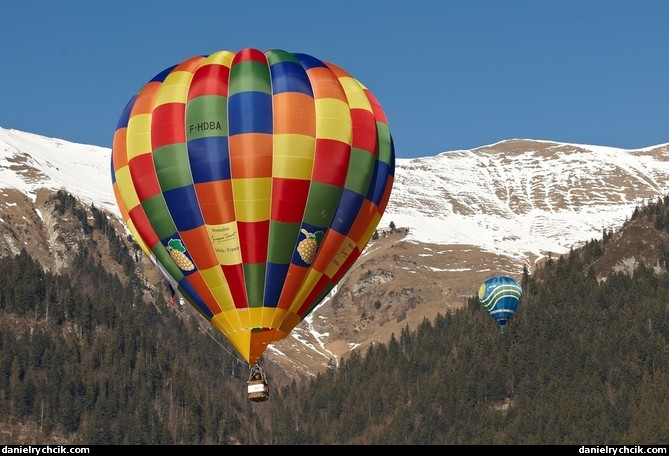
111, 49, 395, 371
478, 276, 522, 329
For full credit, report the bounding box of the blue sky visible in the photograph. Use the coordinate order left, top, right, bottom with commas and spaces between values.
2, 0, 668, 159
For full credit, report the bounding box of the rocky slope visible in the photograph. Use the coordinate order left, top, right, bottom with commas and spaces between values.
3, 129, 669, 384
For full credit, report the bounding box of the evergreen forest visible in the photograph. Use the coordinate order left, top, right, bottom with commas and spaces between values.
0, 193, 668, 445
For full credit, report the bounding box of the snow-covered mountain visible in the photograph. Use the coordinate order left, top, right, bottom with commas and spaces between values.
0, 128, 117, 215
2, 126, 669, 378
383, 138, 669, 268
3, 127, 668, 266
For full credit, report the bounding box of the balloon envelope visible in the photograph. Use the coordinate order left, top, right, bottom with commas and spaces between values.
111, 48, 395, 365
477, 276, 522, 327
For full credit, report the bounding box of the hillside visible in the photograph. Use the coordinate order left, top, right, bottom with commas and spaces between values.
3, 129, 669, 384
0, 194, 261, 444
2, 193, 668, 444
250, 196, 669, 445
265, 228, 522, 381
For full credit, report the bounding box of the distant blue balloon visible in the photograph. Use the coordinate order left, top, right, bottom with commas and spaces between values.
478, 276, 522, 328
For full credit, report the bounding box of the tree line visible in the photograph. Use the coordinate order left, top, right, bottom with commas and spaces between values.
1, 192, 668, 444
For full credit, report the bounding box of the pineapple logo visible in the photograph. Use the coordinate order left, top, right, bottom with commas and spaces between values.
167, 239, 195, 271
297, 229, 324, 264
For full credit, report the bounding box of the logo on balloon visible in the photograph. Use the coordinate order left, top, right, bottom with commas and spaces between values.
297, 229, 324, 264
167, 239, 195, 271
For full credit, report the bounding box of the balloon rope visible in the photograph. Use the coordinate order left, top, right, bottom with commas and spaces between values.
196, 319, 246, 366
172, 295, 250, 368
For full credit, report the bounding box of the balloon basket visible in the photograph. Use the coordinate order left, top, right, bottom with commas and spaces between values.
247, 364, 270, 402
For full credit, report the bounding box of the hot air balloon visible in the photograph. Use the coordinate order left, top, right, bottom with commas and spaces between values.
111, 48, 395, 401
477, 276, 522, 330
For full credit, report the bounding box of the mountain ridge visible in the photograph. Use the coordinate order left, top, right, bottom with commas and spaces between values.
2, 127, 669, 380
